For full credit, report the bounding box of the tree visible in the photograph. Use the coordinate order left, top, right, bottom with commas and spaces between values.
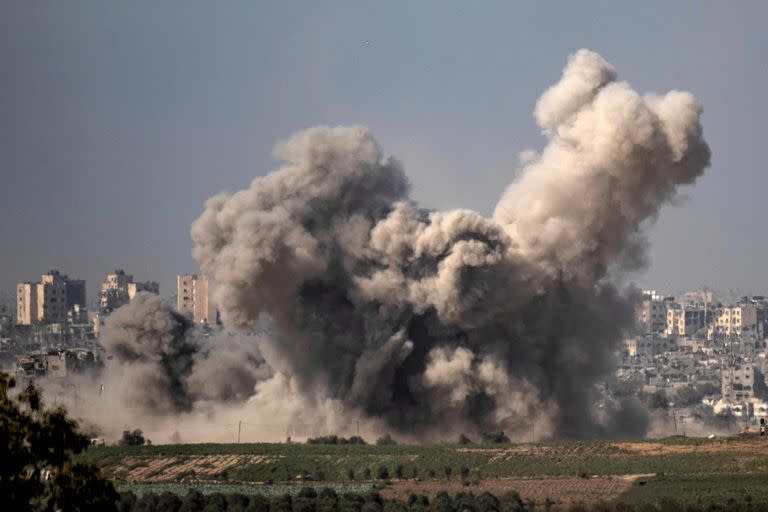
0, 371, 119, 511
120, 429, 147, 446
458, 434, 473, 445
476, 492, 500, 512
246, 494, 270, 512
481, 431, 511, 444
376, 434, 397, 445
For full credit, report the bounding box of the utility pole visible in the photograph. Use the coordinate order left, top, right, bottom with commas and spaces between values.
672, 408, 678, 433
237, 420, 241, 444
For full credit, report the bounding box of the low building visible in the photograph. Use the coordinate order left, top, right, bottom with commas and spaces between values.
14, 348, 100, 379
624, 336, 672, 358
722, 364, 755, 402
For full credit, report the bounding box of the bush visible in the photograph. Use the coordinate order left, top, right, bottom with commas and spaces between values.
376, 434, 397, 445
120, 429, 147, 446
306, 435, 367, 445
377, 465, 390, 480
499, 491, 525, 512
395, 464, 404, 479
444, 466, 453, 480
347, 468, 355, 481
247, 495, 270, 512
481, 431, 510, 444
340, 493, 365, 512
156, 492, 182, 512
476, 492, 500, 512
431, 492, 454, 512
227, 493, 250, 511
458, 434, 473, 445
270, 494, 293, 512
363, 468, 372, 480
180, 489, 206, 512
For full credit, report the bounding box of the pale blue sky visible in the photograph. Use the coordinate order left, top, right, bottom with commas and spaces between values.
1, 1, 766, 302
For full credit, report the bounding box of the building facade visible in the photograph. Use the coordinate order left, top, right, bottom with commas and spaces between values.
722, 364, 755, 402
16, 270, 85, 326
99, 269, 158, 313
666, 306, 706, 337
177, 274, 218, 325
636, 295, 670, 333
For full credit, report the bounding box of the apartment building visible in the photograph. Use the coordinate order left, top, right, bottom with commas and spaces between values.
99, 269, 158, 313
722, 364, 755, 402
636, 294, 670, 333
710, 304, 762, 337
666, 306, 706, 336
16, 270, 86, 326
177, 274, 218, 325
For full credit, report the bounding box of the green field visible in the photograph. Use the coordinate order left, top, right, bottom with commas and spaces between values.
618, 474, 768, 506
81, 435, 768, 506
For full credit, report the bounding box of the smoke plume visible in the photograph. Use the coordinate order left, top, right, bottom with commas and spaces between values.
75, 50, 708, 442
181, 49, 710, 439
101, 293, 268, 416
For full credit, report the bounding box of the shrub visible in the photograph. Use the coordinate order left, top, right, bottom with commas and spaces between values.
120, 429, 147, 446
481, 431, 510, 444
376, 434, 397, 445
499, 491, 525, 512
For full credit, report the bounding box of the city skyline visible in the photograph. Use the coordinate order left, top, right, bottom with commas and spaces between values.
2, 2, 767, 303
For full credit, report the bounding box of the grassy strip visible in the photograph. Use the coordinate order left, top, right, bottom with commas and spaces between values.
615, 474, 768, 506
80, 437, 768, 483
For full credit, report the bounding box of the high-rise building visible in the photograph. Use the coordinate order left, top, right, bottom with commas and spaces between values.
16, 270, 86, 326
177, 274, 218, 325
16, 283, 38, 325
99, 269, 158, 313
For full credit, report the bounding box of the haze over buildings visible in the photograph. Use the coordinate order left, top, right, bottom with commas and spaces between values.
1, 3, 767, 299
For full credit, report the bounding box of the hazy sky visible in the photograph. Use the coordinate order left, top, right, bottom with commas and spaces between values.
1, 1, 766, 303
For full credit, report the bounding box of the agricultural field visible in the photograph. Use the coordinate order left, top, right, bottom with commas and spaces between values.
82, 435, 768, 507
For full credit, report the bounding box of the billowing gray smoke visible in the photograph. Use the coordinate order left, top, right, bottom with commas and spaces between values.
182, 49, 710, 439
91, 50, 709, 437
102, 293, 269, 416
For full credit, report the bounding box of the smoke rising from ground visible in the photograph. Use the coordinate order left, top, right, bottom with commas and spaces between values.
72, 50, 709, 442
100, 293, 268, 416
184, 49, 711, 439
